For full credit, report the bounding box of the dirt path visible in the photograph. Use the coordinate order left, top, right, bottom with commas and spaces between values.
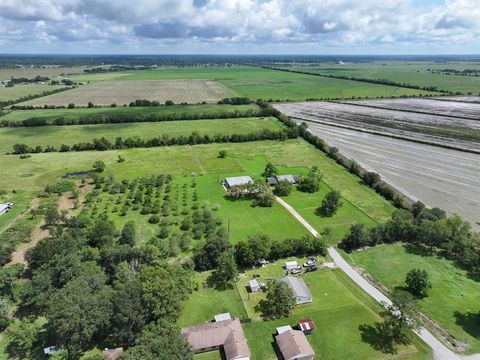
7, 183, 93, 267
275, 195, 468, 360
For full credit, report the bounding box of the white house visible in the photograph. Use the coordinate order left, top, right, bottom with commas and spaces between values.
281, 277, 313, 305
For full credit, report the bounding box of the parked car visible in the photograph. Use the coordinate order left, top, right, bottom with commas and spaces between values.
291, 267, 303, 274
303, 260, 315, 268
305, 265, 318, 272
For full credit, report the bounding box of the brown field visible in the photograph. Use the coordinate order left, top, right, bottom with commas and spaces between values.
341, 98, 480, 119
20, 79, 234, 106
434, 96, 480, 104
297, 121, 480, 230
275, 100, 480, 152
0, 66, 84, 80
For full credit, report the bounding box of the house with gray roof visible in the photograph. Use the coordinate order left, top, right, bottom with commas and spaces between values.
266, 175, 300, 186
281, 277, 313, 305
222, 176, 253, 189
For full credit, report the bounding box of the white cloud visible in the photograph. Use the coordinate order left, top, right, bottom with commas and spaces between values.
0, 0, 479, 52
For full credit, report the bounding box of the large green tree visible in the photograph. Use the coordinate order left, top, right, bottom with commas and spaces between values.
208, 250, 238, 290
405, 269, 431, 298
318, 190, 342, 216
47, 276, 113, 355
255, 280, 295, 319
6, 318, 41, 359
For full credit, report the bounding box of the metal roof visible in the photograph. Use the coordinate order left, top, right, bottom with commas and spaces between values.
281, 277, 312, 299
224, 176, 253, 187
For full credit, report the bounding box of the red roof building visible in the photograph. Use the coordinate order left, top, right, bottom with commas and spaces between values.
298, 318, 316, 334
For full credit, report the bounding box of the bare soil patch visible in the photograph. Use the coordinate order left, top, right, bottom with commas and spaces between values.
21, 79, 233, 106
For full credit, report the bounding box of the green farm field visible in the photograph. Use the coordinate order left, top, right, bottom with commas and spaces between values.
0, 139, 394, 240
1, 103, 258, 123
0, 84, 65, 102
179, 257, 430, 360
346, 243, 480, 354
278, 61, 480, 94
0, 117, 281, 153
121, 66, 435, 100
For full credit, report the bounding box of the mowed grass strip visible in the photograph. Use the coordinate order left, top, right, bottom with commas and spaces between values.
0, 117, 282, 153
346, 243, 480, 354
1, 103, 258, 123
121, 66, 436, 100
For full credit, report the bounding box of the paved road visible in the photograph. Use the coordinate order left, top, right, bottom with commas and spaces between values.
275, 195, 469, 360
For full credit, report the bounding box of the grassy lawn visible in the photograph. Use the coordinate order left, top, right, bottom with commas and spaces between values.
178, 256, 430, 359
0, 117, 282, 154
0, 85, 65, 102
193, 352, 222, 360
177, 272, 248, 328
346, 242, 480, 354
1, 103, 258, 123
0, 139, 394, 235
121, 66, 433, 100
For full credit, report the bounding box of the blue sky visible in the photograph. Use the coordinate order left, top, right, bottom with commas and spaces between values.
0, 0, 479, 54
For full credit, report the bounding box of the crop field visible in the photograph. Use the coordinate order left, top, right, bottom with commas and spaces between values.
179, 258, 430, 359
275, 100, 480, 152
20, 79, 234, 106
346, 243, 480, 354
0, 117, 282, 153
341, 98, 480, 120
0, 84, 65, 102
121, 66, 434, 100
297, 122, 480, 229
1, 103, 258, 123
437, 96, 480, 103
274, 61, 480, 94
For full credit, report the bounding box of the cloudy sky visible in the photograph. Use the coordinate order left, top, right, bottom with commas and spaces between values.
0, 0, 479, 54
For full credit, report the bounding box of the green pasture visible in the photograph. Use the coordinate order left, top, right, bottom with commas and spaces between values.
346, 242, 480, 354
0, 117, 281, 154
280, 61, 480, 94
0, 139, 394, 234
0, 85, 65, 102
121, 66, 433, 100
1, 103, 258, 123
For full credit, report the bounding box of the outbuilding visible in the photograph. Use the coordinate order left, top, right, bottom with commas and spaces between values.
248, 279, 260, 292
281, 277, 313, 305
298, 318, 316, 334
266, 175, 300, 186
222, 176, 253, 190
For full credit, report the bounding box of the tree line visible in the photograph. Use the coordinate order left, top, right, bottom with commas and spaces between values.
1, 108, 265, 127
0, 87, 74, 109
339, 201, 480, 273
12, 128, 297, 154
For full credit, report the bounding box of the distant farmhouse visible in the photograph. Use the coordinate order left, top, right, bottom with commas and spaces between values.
0, 203, 13, 216
276, 329, 315, 360
266, 174, 300, 186
222, 176, 253, 190
181, 313, 251, 360
281, 276, 313, 305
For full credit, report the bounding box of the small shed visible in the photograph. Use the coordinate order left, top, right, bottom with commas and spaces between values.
249, 279, 260, 292
43, 346, 58, 356
298, 318, 316, 334
214, 313, 232, 322
285, 261, 298, 270
276, 325, 293, 335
